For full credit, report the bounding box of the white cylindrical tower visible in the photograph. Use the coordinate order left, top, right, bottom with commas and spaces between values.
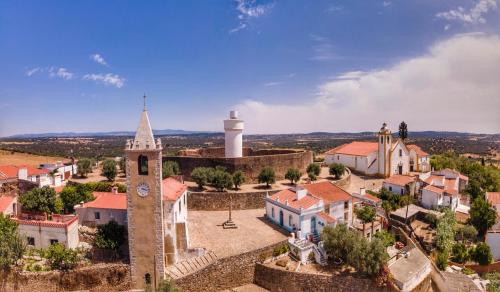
224, 110, 244, 158
378, 122, 392, 177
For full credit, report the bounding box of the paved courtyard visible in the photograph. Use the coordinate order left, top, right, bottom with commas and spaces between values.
187, 209, 288, 258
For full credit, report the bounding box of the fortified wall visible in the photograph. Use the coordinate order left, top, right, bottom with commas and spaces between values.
165, 147, 313, 183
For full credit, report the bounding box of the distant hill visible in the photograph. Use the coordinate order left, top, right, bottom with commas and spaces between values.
7, 129, 219, 138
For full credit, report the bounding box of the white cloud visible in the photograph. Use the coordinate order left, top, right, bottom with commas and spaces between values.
83, 73, 125, 88
383, 1, 392, 7
310, 34, 339, 61
263, 81, 283, 87
90, 53, 108, 66
50, 67, 74, 80
436, 0, 497, 24
444, 24, 451, 31
230, 0, 273, 33
235, 34, 500, 134
25, 67, 41, 76
326, 5, 343, 13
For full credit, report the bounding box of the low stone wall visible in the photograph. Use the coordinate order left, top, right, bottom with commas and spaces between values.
450, 260, 500, 274
0, 263, 130, 292
254, 263, 393, 292
188, 190, 280, 211
175, 241, 287, 292
332, 167, 351, 188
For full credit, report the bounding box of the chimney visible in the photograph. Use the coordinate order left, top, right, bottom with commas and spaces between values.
295, 187, 307, 200
111, 186, 119, 194
359, 187, 366, 196
17, 167, 28, 180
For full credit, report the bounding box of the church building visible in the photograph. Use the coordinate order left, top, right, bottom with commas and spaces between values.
125, 101, 189, 290
324, 123, 430, 178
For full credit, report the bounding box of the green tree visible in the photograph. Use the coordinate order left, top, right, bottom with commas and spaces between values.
156, 278, 179, 292
19, 186, 62, 214
355, 205, 377, 236
436, 208, 456, 253
211, 169, 233, 192
101, 159, 117, 182
119, 157, 126, 175
436, 250, 449, 270
59, 186, 94, 213
398, 121, 408, 141
373, 230, 395, 247
285, 168, 301, 184
76, 158, 93, 177
232, 171, 245, 190
0, 214, 25, 271
455, 225, 478, 243
306, 163, 321, 177
322, 224, 357, 262
329, 163, 346, 179
162, 161, 180, 179
308, 171, 317, 181
258, 167, 275, 188
94, 221, 126, 250
471, 243, 493, 265
191, 167, 211, 189
469, 197, 496, 237
465, 180, 485, 201
452, 243, 470, 264
45, 243, 80, 270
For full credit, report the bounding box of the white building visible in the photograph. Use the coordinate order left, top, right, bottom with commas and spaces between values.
324, 123, 430, 177
0, 165, 65, 188
265, 181, 353, 241
383, 174, 417, 196
75, 187, 127, 226
39, 161, 78, 182
224, 110, 244, 158
14, 213, 79, 249
420, 173, 462, 211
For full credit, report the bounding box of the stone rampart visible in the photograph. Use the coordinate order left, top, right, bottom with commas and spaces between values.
165, 148, 313, 183
174, 241, 287, 292
0, 263, 130, 292
188, 190, 279, 211
253, 263, 393, 292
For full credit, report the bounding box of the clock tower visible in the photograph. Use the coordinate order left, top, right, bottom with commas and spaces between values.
125, 99, 165, 290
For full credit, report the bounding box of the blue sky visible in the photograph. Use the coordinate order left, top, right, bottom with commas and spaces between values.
1, 0, 499, 136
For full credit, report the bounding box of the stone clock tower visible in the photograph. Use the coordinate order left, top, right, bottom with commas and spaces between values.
125, 101, 165, 290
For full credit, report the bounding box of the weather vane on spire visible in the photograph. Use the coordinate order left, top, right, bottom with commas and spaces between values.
143, 93, 147, 111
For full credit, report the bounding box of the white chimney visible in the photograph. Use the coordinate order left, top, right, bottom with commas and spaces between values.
359, 187, 366, 196
111, 186, 119, 194
17, 167, 28, 180
295, 187, 308, 200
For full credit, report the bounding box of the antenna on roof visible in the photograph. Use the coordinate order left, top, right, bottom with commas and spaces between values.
143, 93, 147, 111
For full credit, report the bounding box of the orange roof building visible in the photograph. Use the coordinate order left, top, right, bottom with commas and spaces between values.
75, 189, 127, 226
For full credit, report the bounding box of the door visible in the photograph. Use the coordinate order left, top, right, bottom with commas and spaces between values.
311, 216, 317, 234
279, 210, 284, 226
398, 164, 403, 175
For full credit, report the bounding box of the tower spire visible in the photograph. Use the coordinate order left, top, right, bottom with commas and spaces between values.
143, 94, 147, 111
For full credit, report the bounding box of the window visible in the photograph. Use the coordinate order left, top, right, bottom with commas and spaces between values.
400, 189, 404, 195
184, 194, 186, 205
178, 201, 181, 213
271, 208, 275, 218
144, 273, 151, 285
337, 155, 340, 160
50, 239, 59, 245
386, 136, 389, 143
94, 212, 100, 220
380, 137, 383, 144
27, 237, 35, 246
344, 201, 348, 209
389, 186, 392, 191
289, 215, 293, 226
138, 155, 148, 175
399, 149, 402, 157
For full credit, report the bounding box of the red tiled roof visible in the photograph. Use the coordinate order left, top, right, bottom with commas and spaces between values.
13, 214, 78, 229
384, 175, 416, 187
302, 181, 351, 203
269, 189, 321, 210
162, 177, 187, 201
317, 211, 336, 224
0, 166, 19, 180
407, 145, 429, 157
423, 184, 444, 194
444, 178, 458, 191
53, 186, 64, 193
486, 192, 500, 205
424, 175, 444, 185
83, 192, 127, 210
361, 193, 382, 203
0, 195, 16, 212
325, 141, 378, 157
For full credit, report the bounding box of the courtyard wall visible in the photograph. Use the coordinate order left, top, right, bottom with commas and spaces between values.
188, 190, 280, 211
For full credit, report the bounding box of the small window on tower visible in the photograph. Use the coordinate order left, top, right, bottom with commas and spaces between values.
380, 137, 383, 144
138, 155, 148, 175
399, 149, 402, 157
144, 273, 151, 285
386, 136, 389, 143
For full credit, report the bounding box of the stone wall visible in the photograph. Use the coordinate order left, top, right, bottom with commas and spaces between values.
188, 190, 279, 211
0, 263, 130, 292
331, 167, 351, 188
175, 241, 287, 292
254, 263, 393, 292
165, 149, 313, 183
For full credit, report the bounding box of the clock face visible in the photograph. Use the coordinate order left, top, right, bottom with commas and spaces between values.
136, 183, 150, 198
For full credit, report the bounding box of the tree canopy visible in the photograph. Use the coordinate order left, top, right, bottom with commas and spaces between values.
329, 163, 345, 179
59, 185, 94, 213
76, 158, 93, 177
232, 171, 246, 190
469, 197, 496, 237
94, 220, 126, 250
191, 167, 212, 189
0, 214, 25, 270
258, 167, 276, 187
306, 163, 321, 177
398, 121, 408, 141
19, 186, 62, 214
436, 208, 456, 253
285, 168, 301, 184
101, 159, 117, 182
211, 169, 233, 192
162, 161, 180, 179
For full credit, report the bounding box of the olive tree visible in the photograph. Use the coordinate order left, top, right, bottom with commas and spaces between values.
285, 168, 301, 184
0, 214, 25, 271
101, 159, 117, 182
258, 167, 275, 188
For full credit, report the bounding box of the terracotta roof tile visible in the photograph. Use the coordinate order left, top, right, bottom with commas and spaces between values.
423, 184, 444, 194
302, 181, 351, 203
83, 192, 127, 210
384, 175, 416, 187
162, 177, 187, 201
13, 214, 78, 229
325, 141, 378, 157
317, 211, 336, 224
486, 192, 500, 205
0, 195, 16, 212
407, 145, 429, 156
269, 189, 321, 210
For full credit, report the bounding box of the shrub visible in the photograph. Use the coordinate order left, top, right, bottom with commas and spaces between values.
436, 251, 449, 270
424, 213, 438, 228
306, 163, 321, 177
258, 167, 276, 187
211, 169, 233, 192
191, 167, 212, 188
285, 168, 301, 184
0, 214, 26, 270
373, 230, 395, 247
308, 171, 317, 181
45, 243, 80, 270
272, 243, 289, 257
156, 278, 179, 292
451, 243, 469, 264
471, 243, 492, 265
94, 221, 126, 250
329, 163, 346, 179
455, 225, 478, 243
308, 252, 316, 263
462, 267, 475, 275
232, 171, 246, 189
162, 161, 180, 179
